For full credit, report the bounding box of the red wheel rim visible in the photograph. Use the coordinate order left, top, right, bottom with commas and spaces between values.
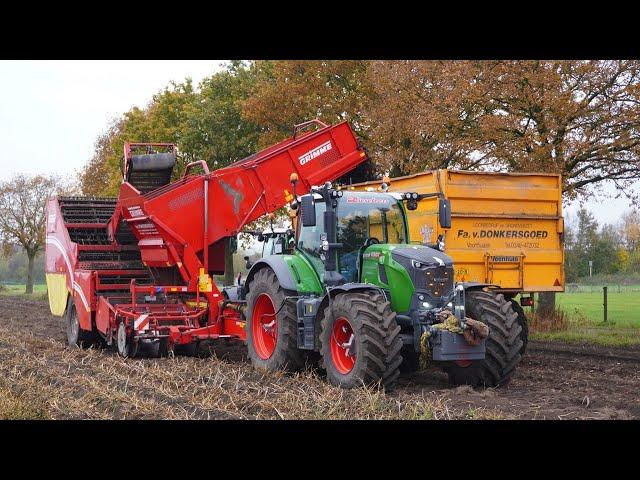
252, 293, 278, 359
455, 360, 472, 368
330, 317, 356, 374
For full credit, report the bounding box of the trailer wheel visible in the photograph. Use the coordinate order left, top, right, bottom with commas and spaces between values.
65, 298, 94, 348
510, 299, 529, 356
116, 322, 138, 358
245, 268, 304, 372
442, 290, 522, 388
319, 291, 403, 390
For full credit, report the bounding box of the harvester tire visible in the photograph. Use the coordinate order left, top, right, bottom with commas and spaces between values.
442, 290, 522, 388
175, 341, 200, 357
510, 299, 529, 356
245, 268, 304, 372
116, 322, 138, 358
65, 297, 95, 348
319, 291, 403, 390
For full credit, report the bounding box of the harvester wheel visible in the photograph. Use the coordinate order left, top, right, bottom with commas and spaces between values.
116, 322, 138, 358
175, 341, 200, 357
145, 338, 170, 358
319, 291, 403, 390
442, 290, 522, 388
65, 297, 94, 348
245, 268, 304, 372
509, 299, 529, 356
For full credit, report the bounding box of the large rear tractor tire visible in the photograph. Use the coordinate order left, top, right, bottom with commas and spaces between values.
319, 291, 403, 390
510, 299, 529, 356
245, 268, 304, 372
442, 290, 522, 388
65, 298, 95, 348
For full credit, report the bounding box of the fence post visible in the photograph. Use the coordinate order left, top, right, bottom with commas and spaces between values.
603, 286, 608, 323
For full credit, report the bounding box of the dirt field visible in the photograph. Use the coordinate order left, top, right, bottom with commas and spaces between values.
1, 296, 638, 420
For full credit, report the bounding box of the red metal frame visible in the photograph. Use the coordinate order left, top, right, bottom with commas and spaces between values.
46, 120, 367, 354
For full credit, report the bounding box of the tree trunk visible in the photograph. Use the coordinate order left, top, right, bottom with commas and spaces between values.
224, 237, 235, 286
26, 253, 35, 294
536, 292, 556, 317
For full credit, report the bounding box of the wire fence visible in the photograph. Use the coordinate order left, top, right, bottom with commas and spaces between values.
564, 284, 640, 293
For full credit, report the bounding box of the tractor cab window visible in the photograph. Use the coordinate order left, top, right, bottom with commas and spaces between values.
297, 200, 327, 274
336, 194, 407, 283
262, 233, 287, 256
263, 236, 275, 257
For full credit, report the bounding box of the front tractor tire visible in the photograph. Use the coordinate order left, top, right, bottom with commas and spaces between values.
245, 268, 304, 372
319, 291, 403, 390
442, 290, 522, 388
65, 297, 95, 348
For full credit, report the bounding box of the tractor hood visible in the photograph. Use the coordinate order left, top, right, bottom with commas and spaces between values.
390, 245, 453, 268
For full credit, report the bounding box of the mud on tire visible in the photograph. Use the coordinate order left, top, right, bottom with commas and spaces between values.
319, 291, 403, 390
245, 268, 304, 372
442, 290, 522, 388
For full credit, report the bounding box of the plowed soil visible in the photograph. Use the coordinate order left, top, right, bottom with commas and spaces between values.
1, 296, 638, 420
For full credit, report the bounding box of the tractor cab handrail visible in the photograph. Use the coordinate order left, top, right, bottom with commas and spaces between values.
292, 119, 329, 139
182, 160, 210, 179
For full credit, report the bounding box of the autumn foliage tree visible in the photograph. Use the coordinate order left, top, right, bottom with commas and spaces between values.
0, 174, 68, 293
369, 60, 640, 202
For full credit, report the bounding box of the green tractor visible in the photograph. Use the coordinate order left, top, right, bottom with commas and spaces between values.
241, 178, 523, 389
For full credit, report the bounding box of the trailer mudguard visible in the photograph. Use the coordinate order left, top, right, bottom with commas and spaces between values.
245, 255, 323, 294
460, 282, 499, 291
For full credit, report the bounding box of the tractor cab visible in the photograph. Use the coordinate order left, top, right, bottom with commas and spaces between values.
296, 191, 410, 283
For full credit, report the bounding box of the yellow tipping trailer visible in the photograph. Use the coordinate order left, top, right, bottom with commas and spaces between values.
351, 169, 564, 297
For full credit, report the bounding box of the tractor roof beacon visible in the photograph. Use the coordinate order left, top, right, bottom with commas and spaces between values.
243, 180, 523, 389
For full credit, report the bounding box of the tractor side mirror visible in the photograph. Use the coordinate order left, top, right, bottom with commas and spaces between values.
300, 196, 316, 227
438, 198, 451, 229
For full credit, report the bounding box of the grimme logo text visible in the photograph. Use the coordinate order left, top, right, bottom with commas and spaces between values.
299, 141, 332, 165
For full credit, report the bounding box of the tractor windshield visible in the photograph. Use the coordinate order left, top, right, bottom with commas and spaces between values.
336, 192, 407, 282
296, 192, 408, 283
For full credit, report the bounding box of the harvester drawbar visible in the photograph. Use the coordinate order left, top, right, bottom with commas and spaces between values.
46, 120, 367, 358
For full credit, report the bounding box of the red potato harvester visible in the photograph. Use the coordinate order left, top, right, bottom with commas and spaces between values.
45, 120, 367, 357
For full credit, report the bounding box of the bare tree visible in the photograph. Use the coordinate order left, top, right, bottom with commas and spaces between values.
0, 174, 67, 294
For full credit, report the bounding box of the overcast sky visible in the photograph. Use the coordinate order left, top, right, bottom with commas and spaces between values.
0, 60, 637, 227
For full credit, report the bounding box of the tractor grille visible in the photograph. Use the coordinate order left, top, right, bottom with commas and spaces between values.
424, 266, 453, 298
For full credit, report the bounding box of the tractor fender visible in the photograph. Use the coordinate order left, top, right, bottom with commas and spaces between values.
317, 282, 388, 313
309, 283, 388, 350
245, 257, 298, 292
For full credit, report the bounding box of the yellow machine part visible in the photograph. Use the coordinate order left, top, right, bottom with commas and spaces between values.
198, 268, 213, 293
351, 169, 564, 293
45, 273, 68, 316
